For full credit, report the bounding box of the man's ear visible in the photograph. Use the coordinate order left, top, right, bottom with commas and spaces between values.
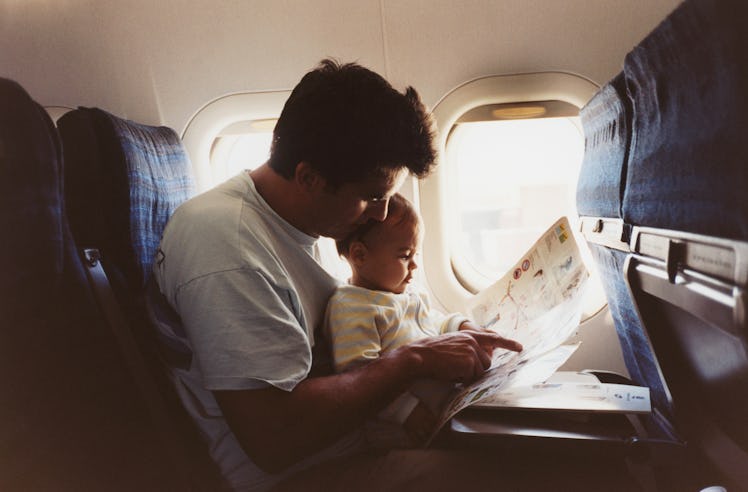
348, 241, 368, 267
294, 161, 325, 193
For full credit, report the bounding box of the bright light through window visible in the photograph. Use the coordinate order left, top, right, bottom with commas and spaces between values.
209, 121, 275, 185
448, 116, 584, 283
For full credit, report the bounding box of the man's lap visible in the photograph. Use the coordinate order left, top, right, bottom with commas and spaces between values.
272, 447, 640, 491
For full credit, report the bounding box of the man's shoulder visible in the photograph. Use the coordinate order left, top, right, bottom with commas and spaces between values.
168, 176, 272, 244
173, 176, 246, 222
159, 176, 278, 283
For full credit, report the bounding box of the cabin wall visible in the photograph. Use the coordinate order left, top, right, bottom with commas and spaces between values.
2, 0, 681, 133
0, 0, 682, 376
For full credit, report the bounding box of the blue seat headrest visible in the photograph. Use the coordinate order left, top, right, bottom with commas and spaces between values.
0, 78, 64, 315
58, 108, 195, 291
622, 0, 748, 240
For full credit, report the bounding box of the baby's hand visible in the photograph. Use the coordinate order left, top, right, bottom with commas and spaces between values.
403, 401, 438, 445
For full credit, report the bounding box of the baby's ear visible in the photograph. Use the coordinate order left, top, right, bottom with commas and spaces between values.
348, 241, 368, 266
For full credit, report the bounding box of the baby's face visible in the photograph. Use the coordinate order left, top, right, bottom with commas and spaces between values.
353, 218, 422, 294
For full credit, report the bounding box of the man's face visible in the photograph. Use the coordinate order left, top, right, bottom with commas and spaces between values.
311, 168, 408, 239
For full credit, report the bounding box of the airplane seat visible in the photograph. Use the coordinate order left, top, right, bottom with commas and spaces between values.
57, 108, 195, 359
579, 0, 748, 488
57, 108, 193, 294
576, 73, 674, 437
620, 0, 748, 488
0, 77, 197, 490
56, 107, 227, 489
0, 79, 64, 312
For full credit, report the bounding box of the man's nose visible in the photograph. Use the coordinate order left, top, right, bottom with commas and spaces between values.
366, 199, 389, 222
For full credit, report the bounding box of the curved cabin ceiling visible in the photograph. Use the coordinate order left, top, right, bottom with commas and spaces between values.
1, 0, 680, 132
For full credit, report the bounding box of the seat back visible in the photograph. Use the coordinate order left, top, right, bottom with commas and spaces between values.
57, 108, 224, 489
579, 0, 748, 487
621, 0, 748, 241
576, 73, 673, 428
620, 0, 748, 487
0, 79, 196, 490
625, 229, 748, 488
0, 80, 64, 313
58, 107, 195, 292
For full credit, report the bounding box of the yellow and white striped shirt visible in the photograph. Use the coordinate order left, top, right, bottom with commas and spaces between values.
324, 283, 468, 373
324, 283, 468, 430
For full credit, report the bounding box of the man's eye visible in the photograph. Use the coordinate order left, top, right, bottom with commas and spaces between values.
367, 192, 390, 202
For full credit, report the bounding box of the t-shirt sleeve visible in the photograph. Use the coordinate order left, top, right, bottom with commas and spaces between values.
176, 267, 311, 392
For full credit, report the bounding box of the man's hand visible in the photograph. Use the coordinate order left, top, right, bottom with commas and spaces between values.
394, 330, 522, 385
457, 320, 490, 332
458, 320, 523, 355
214, 323, 521, 473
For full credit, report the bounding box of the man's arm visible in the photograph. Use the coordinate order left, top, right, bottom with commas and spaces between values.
214, 330, 520, 473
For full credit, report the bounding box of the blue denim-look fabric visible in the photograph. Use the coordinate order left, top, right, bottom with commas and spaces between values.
579, 0, 748, 435
106, 112, 196, 287
576, 72, 631, 219
0, 78, 64, 312
59, 108, 195, 290
0, 78, 201, 491
589, 244, 672, 424
622, 0, 748, 241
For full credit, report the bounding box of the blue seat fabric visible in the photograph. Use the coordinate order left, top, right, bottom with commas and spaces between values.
0, 77, 193, 491
57, 106, 221, 487
0, 79, 64, 309
58, 107, 195, 291
622, 0, 748, 241
588, 244, 672, 422
577, 71, 672, 427
576, 72, 630, 220
578, 1, 748, 481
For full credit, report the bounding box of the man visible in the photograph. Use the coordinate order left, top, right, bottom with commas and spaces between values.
153, 59, 520, 491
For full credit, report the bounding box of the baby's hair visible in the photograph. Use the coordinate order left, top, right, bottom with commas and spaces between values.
336, 193, 419, 257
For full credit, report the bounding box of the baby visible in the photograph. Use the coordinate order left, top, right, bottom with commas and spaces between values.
324, 193, 509, 446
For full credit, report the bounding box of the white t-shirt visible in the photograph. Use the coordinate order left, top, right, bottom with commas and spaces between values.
153, 171, 362, 491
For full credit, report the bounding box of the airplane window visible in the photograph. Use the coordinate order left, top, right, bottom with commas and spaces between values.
419, 72, 606, 318
181, 90, 290, 192
209, 119, 275, 184
447, 102, 583, 287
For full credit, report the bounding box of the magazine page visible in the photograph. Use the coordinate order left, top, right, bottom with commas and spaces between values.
467, 216, 588, 354
471, 371, 651, 414
425, 216, 590, 444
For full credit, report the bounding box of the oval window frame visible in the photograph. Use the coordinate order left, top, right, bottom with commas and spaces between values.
418, 72, 599, 312
182, 90, 291, 192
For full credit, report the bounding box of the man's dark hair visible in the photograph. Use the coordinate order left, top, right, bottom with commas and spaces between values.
269, 59, 436, 187
336, 193, 419, 257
